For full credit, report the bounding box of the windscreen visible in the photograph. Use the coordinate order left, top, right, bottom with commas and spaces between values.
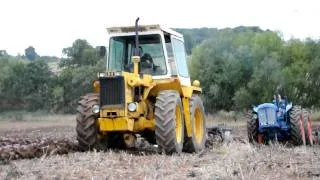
108, 34, 167, 75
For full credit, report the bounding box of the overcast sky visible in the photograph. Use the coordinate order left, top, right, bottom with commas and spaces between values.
0, 0, 319, 57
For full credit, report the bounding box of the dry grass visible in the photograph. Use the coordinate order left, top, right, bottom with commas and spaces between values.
1, 141, 319, 180
206, 111, 246, 135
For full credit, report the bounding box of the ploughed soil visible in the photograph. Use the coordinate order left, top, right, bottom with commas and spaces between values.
0, 119, 319, 180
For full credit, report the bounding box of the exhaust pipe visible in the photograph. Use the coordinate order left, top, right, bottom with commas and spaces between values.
135, 17, 140, 56
132, 17, 141, 74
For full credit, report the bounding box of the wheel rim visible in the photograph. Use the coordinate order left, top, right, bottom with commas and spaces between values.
194, 108, 204, 144
175, 105, 183, 143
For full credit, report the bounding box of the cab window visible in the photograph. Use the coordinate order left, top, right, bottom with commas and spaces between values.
172, 38, 189, 77
108, 34, 167, 76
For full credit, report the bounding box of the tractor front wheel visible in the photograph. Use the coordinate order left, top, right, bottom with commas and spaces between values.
289, 106, 306, 146
247, 110, 260, 144
183, 94, 207, 153
155, 90, 185, 154
76, 93, 108, 151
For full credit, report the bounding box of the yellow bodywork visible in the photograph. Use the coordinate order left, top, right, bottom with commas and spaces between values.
93, 57, 201, 137
175, 104, 183, 143
98, 117, 155, 132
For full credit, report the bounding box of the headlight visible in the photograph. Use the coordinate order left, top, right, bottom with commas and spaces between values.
128, 102, 137, 112
98, 73, 106, 77
92, 104, 100, 114
115, 71, 121, 76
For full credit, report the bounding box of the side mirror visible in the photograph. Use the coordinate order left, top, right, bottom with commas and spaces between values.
99, 46, 106, 57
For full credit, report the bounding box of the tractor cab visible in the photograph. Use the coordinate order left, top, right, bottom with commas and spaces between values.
104, 24, 191, 86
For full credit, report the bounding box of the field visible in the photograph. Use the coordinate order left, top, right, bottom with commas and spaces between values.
0, 114, 320, 180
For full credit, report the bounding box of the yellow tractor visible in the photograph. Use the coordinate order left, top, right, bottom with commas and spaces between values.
76, 18, 206, 154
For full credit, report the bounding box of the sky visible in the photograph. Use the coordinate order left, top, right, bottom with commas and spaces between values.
0, 0, 319, 57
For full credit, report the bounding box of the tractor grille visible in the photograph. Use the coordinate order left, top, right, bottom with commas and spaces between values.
258, 108, 277, 125
99, 76, 125, 107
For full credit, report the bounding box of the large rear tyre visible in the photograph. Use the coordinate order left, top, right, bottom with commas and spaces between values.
302, 109, 313, 146
183, 95, 206, 153
247, 110, 260, 143
76, 93, 107, 151
155, 90, 185, 154
289, 106, 306, 146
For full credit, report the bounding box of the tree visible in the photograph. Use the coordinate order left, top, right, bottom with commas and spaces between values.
305, 58, 320, 107
25, 46, 38, 61
0, 50, 8, 57
23, 61, 52, 110
55, 60, 105, 113
189, 27, 285, 111
60, 39, 100, 68
1, 60, 52, 111
247, 58, 283, 104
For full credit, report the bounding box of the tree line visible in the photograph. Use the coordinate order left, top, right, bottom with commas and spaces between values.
185, 27, 320, 112
0, 39, 104, 113
0, 27, 319, 113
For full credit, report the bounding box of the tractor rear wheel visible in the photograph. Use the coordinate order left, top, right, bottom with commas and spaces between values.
247, 110, 259, 143
155, 90, 185, 154
76, 93, 107, 151
183, 95, 206, 153
303, 109, 313, 146
289, 106, 306, 146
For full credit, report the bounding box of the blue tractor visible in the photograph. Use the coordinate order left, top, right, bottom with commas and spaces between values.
247, 90, 313, 146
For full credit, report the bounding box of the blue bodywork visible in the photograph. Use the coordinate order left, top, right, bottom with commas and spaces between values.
252, 98, 293, 141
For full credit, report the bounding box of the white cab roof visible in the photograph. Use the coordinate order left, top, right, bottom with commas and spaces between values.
107, 24, 183, 38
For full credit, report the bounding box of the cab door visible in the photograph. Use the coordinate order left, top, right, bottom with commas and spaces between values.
171, 36, 191, 86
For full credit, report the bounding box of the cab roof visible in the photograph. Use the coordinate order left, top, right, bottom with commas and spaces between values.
107, 24, 183, 38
